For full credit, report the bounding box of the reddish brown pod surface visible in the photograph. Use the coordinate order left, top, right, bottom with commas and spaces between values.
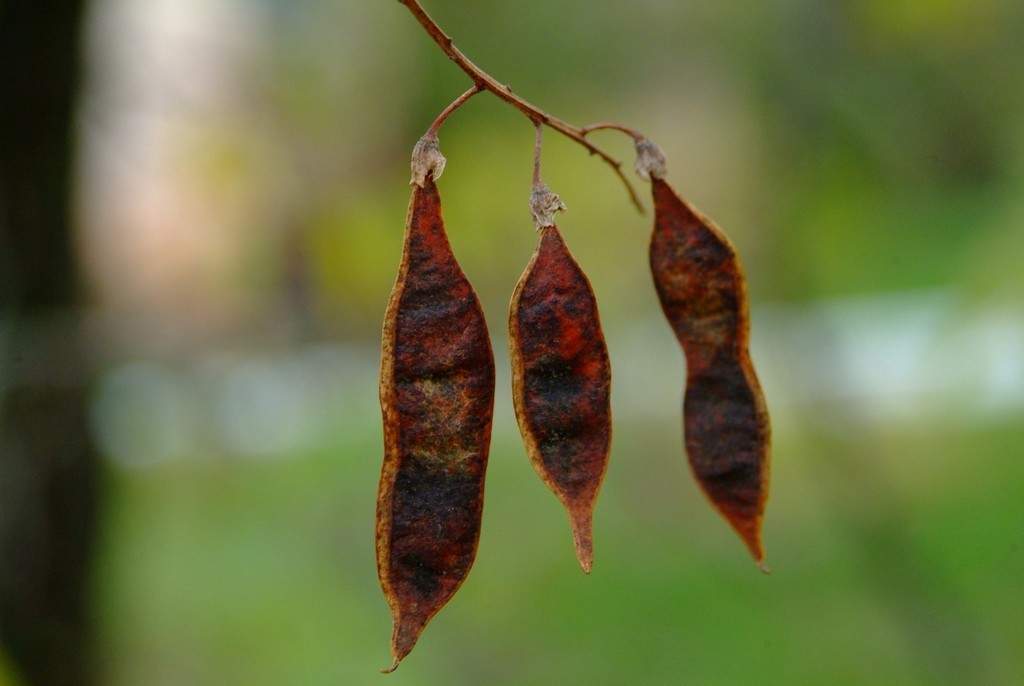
648, 176, 770, 568
377, 175, 496, 672
509, 224, 611, 573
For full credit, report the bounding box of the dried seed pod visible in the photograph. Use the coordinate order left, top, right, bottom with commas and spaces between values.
377, 174, 495, 672
648, 175, 770, 568
509, 223, 611, 573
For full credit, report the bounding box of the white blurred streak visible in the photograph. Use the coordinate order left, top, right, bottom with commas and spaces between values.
752, 291, 1024, 431
92, 345, 380, 467
91, 361, 197, 467
612, 289, 1023, 434
91, 290, 1024, 467
941, 304, 1024, 423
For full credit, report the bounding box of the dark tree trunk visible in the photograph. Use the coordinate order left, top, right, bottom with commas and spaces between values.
0, 1, 101, 685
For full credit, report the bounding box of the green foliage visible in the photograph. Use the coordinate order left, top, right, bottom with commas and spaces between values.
93, 415, 1024, 684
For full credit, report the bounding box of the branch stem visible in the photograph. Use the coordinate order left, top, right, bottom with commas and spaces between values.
581, 122, 646, 141
532, 123, 543, 186
397, 0, 643, 211
427, 85, 482, 135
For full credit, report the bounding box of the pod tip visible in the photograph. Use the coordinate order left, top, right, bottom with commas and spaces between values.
570, 510, 595, 574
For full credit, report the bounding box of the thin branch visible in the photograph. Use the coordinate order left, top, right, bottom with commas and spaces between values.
580, 122, 645, 141
397, 0, 643, 212
427, 85, 481, 135
532, 122, 543, 186
530, 124, 567, 229
583, 123, 667, 180
411, 87, 483, 186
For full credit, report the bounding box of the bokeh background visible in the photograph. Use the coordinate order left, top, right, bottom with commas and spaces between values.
2, 0, 1023, 684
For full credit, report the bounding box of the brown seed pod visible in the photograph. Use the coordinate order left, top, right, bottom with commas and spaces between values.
377, 174, 496, 672
648, 175, 770, 568
509, 223, 612, 573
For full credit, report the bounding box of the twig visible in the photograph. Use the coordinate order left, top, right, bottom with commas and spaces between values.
532, 123, 543, 186
529, 124, 567, 229
584, 123, 667, 180
396, 0, 643, 212
580, 122, 645, 141
411, 87, 482, 187
427, 85, 482, 135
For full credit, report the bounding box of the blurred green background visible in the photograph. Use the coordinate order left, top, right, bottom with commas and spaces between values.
3, 0, 1024, 684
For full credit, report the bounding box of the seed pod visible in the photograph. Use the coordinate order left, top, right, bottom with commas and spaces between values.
648, 175, 770, 568
509, 223, 611, 573
377, 173, 495, 672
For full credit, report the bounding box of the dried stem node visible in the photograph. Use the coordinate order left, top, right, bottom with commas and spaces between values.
530, 182, 567, 229
410, 132, 446, 187
634, 138, 667, 181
